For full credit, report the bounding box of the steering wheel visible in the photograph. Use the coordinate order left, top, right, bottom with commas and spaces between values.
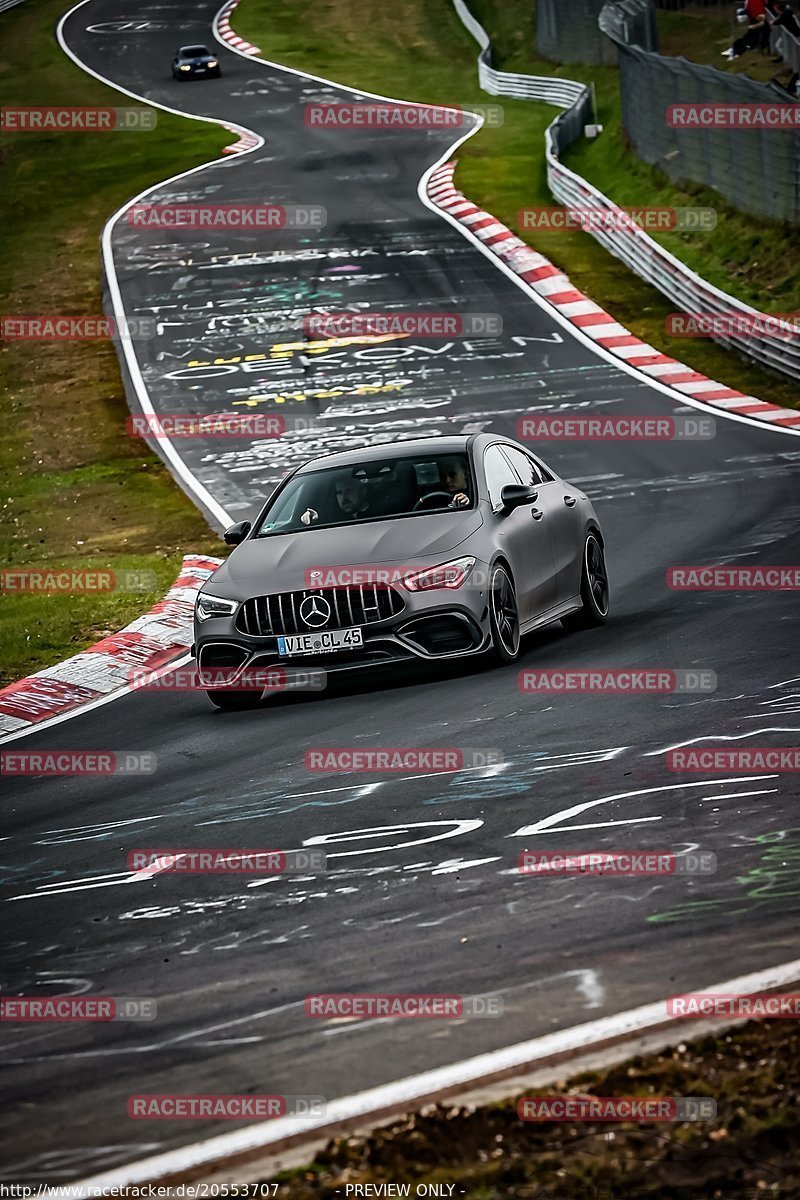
413, 490, 454, 512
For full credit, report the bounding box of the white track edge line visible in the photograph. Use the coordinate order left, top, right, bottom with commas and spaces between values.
213, 6, 800, 439
418, 165, 800, 438
69, 955, 800, 1190
0, 653, 194, 746
36, 0, 800, 733
57, 0, 260, 531
40, 5, 800, 1188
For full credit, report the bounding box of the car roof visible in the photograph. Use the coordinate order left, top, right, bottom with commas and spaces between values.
295, 436, 474, 474
178, 45, 211, 53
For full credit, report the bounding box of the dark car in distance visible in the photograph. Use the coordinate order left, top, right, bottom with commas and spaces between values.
193, 434, 610, 708
172, 45, 221, 80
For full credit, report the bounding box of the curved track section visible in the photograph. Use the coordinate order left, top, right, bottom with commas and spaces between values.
1, 0, 799, 1183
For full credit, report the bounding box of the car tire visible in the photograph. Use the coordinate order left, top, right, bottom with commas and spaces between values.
489, 564, 521, 663
205, 689, 259, 711
562, 532, 609, 631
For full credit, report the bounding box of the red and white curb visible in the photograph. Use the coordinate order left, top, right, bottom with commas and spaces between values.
216, 0, 262, 152
428, 162, 800, 430
216, 0, 260, 57
222, 126, 260, 154
0, 555, 222, 742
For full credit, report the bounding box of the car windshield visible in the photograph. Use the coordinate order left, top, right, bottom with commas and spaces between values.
181, 46, 210, 56
254, 452, 474, 537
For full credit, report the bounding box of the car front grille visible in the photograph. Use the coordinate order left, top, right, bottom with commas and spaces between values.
236, 585, 405, 637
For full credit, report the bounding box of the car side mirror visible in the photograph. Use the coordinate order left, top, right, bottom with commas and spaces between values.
223, 520, 251, 546
500, 484, 538, 511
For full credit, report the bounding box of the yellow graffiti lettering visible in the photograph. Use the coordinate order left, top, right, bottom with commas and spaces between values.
268, 334, 407, 359
187, 353, 267, 367
232, 382, 407, 410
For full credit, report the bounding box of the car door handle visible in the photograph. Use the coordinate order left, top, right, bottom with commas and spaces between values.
531, 508, 544, 520
563, 495, 577, 507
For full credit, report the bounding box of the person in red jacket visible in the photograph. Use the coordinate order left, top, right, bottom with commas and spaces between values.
723, 0, 769, 58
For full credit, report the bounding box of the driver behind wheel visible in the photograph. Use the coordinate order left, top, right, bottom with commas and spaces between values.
335, 477, 372, 519
441, 456, 470, 508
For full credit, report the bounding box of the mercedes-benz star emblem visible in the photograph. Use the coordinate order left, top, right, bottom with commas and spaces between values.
299, 594, 331, 628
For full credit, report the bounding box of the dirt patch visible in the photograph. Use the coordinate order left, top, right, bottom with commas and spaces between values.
270, 1020, 800, 1199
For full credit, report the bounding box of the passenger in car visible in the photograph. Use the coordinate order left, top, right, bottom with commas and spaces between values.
441, 456, 471, 508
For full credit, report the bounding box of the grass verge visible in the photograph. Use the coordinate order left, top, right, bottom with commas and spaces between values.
0, 0, 226, 686
237, 0, 799, 412
270, 1020, 799, 1198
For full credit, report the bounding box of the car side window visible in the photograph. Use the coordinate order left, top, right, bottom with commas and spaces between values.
501, 446, 544, 486
483, 445, 520, 509
533, 455, 554, 482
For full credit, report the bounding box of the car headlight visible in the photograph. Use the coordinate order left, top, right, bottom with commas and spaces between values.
401, 556, 477, 592
196, 593, 238, 620
207, 60, 219, 67
179, 64, 192, 71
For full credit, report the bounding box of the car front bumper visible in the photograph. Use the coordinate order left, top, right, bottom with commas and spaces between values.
193, 581, 493, 685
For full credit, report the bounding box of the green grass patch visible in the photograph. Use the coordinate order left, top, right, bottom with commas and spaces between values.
238, 0, 799, 412
0, 0, 226, 685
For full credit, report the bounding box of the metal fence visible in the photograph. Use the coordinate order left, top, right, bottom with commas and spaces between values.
452, 0, 800, 381
771, 21, 800, 74
605, 32, 800, 223
598, 0, 660, 51
536, 0, 619, 64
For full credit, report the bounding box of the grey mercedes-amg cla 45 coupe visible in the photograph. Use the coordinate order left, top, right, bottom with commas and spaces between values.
193, 434, 609, 708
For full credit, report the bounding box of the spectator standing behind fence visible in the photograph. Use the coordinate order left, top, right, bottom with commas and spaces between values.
768, 1, 800, 94
722, 0, 768, 58
771, 0, 800, 37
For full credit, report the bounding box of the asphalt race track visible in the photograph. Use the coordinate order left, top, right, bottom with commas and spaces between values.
2, 0, 800, 1183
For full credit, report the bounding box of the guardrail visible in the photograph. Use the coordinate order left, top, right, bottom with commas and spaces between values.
451, 0, 800, 382
453, 0, 587, 106
771, 21, 800, 75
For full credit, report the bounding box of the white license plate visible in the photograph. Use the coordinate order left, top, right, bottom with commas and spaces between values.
277, 627, 363, 656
